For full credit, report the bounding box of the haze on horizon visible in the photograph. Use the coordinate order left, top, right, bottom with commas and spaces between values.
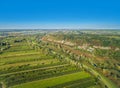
0, 0, 120, 29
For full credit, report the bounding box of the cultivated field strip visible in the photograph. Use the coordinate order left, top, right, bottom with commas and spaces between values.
0, 54, 53, 65
0, 59, 65, 75
0, 51, 40, 58
1, 64, 80, 87
11, 71, 91, 88
51, 77, 95, 88
0, 64, 70, 77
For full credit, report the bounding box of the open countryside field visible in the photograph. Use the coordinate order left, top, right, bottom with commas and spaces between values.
0, 33, 99, 88
0, 30, 119, 88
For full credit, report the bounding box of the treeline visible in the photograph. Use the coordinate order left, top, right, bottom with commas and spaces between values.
94, 49, 120, 60
51, 33, 120, 48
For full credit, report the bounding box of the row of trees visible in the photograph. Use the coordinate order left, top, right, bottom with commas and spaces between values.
94, 49, 120, 60
51, 32, 120, 48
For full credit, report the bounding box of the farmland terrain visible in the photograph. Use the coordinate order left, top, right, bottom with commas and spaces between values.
0, 30, 119, 88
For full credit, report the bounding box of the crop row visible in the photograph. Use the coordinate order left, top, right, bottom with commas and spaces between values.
1, 64, 80, 87
11, 71, 91, 88
0, 49, 37, 57
51, 77, 96, 88
0, 59, 65, 74
5, 45, 31, 52
0, 54, 54, 66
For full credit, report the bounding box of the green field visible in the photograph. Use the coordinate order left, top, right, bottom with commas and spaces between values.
11, 71, 91, 88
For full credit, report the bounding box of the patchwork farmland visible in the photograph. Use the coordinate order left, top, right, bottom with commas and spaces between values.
0, 36, 98, 88
0, 30, 119, 88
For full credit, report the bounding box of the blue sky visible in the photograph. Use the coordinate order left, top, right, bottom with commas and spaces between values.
0, 0, 120, 29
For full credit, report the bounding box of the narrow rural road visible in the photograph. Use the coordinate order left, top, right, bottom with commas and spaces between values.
82, 64, 118, 88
